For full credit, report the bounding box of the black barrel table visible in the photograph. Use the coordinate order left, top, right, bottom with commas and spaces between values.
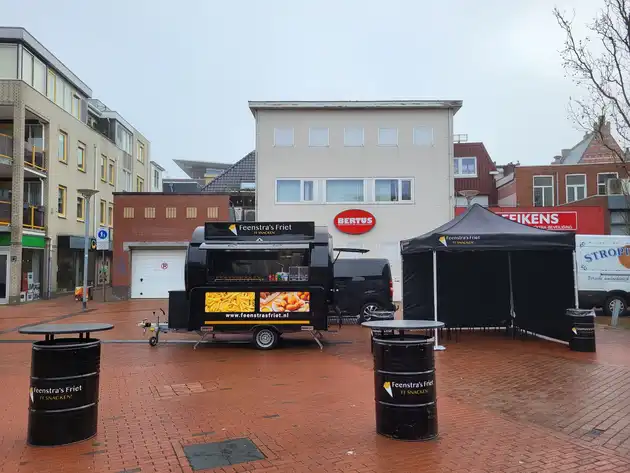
567, 309, 596, 353
362, 319, 445, 441
18, 322, 114, 446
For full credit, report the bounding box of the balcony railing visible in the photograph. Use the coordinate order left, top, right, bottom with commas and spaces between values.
0, 201, 45, 230
24, 142, 46, 172
0, 133, 11, 160
0, 134, 47, 172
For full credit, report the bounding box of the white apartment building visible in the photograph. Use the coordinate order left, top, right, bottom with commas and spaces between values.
251, 100, 462, 300
0, 27, 162, 303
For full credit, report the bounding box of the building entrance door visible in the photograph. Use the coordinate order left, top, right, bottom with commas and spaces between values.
0, 250, 10, 304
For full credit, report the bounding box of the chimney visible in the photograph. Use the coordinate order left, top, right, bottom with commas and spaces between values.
552, 155, 563, 164
595, 115, 611, 136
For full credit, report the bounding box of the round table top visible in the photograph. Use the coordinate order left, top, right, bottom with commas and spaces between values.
361, 320, 445, 330
18, 322, 114, 335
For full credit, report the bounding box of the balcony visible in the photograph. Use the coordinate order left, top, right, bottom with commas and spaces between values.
0, 133, 47, 176
0, 201, 45, 231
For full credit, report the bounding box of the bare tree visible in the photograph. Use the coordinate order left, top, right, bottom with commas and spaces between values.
554, 0, 630, 163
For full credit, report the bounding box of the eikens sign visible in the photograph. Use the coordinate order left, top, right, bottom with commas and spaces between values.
334, 209, 376, 235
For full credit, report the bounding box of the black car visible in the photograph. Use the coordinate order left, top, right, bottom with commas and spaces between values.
333, 258, 397, 322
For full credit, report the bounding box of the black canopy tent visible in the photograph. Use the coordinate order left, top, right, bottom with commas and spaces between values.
400, 204, 577, 349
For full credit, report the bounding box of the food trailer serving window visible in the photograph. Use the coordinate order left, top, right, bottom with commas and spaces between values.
202, 245, 311, 282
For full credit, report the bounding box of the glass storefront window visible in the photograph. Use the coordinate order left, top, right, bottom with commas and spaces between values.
22, 248, 44, 301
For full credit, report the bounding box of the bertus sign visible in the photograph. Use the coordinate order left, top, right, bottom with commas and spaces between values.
204, 221, 315, 240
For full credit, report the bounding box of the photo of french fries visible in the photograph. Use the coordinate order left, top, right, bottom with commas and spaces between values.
205, 292, 255, 313
259, 292, 310, 313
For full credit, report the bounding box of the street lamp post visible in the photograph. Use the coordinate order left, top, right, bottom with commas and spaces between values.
78, 189, 99, 311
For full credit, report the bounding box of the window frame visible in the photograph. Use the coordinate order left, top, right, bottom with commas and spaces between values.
324, 178, 367, 204
373, 178, 414, 204
597, 172, 619, 195
57, 185, 67, 218
275, 179, 316, 204
377, 128, 398, 147
47, 69, 57, 102
453, 157, 478, 178
108, 159, 115, 185
100, 154, 107, 182
308, 127, 329, 147
108, 203, 114, 227
58, 131, 67, 163
137, 141, 145, 163
76, 195, 86, 222
153, 169, 160, 189
532, 174, 555, 207
71, 94, 81, 120
136, 176, 145, 192
273, 128, 294, 147
343, 127, 364, 147
22, 48, 34, 86
565, 173, 587, 203
413, 126, 434, 147
99, 199, 107, 226
77, 142, 86, 172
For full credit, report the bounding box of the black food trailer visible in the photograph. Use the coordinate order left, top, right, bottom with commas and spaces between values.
140, 221, 339, 350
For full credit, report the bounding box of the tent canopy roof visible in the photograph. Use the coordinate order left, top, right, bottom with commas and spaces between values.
401, 204, 576, 254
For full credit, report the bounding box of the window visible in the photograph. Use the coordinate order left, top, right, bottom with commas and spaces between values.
344, 127, 364, 147
76, 196, 85, 221
598, 172, 618, 195
77, 142, 86, 172
0, 44, 18, 79
309, 127, 329, 147
325, 179, 365, 203
374, 179, 413, 203
153, 169, 160, 189
47, 69, 56, 101
276, 179, 315, 203
108, 160, 115, 185
108, 204, 114, 227
58, 131, 67, 163
137, 141, 145, 163
123, 170, 132, 192
123, 207, 134, 218
71, 95, 81, 120
378, 128, 398, 146
33, 56, 46, 94
99, 155, 107, 181
274, 128, 294, 147
413, 127, 434, 146
22, 49, 33, 86
454, 157, 477, 178
533, 175, 554, 207
116, 124, 133, 154
99, 200, 106, 225
136, 176, 144, 192
63, 82, 72, 112
57, 185, 67, 217
566, 174, 587, 203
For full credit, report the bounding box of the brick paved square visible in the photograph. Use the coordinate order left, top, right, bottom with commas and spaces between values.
183, 438, 265, 470
1, 299, 630, 472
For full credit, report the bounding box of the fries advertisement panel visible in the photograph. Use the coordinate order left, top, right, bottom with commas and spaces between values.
202, 290, 313, 325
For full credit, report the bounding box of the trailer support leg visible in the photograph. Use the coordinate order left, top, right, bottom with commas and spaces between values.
193, 331, 211, 350
310, 331, 324, 350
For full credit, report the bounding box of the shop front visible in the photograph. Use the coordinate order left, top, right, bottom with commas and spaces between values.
56, 236, 97, 293
454, 206, 607, 235
0, 233, 46, 304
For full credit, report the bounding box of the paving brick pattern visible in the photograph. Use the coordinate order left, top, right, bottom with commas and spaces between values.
0, 299, 630, 472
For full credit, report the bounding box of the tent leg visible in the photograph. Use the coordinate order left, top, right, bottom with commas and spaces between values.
433, 250, 445, 351
572, 250, 579, 309
508, 251, 516, 338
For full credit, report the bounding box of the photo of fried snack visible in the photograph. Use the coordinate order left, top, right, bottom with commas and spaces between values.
205, 292, 255, 313
259, 291, 310, 313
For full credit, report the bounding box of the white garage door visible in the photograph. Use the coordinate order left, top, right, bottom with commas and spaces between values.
131, 249, 186, 299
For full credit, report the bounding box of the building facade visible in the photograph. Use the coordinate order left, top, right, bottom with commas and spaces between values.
453, 141, 498, 207
251, 100, 462, 300
111, 193, 230, 299
0, 28, 160, 303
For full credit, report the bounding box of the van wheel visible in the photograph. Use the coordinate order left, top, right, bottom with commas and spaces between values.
359, 303, 381, 323
604, 295, 627, 317
253, 327, 279, 350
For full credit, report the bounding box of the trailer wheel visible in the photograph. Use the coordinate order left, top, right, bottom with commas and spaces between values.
149, 336, 158, 347
253, 327, 279, 350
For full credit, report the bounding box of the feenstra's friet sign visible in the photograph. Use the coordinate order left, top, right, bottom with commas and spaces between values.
497, 211, 578, 230
204, 221, 315, 240
334, 209, 376, 235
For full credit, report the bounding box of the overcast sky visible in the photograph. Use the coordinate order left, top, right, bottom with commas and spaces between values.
1, 0, 603, 178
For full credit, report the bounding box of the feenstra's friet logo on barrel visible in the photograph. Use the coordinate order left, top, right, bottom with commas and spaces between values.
334, 209, 376, 235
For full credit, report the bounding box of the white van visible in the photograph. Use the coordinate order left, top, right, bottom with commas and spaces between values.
576, 235, 630, 315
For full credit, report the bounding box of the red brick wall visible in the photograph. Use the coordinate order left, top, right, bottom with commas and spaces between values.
514, 164, 628, 206
497, 180, 516, 202
454, 142, 498, 205
112, 193, 230, 291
